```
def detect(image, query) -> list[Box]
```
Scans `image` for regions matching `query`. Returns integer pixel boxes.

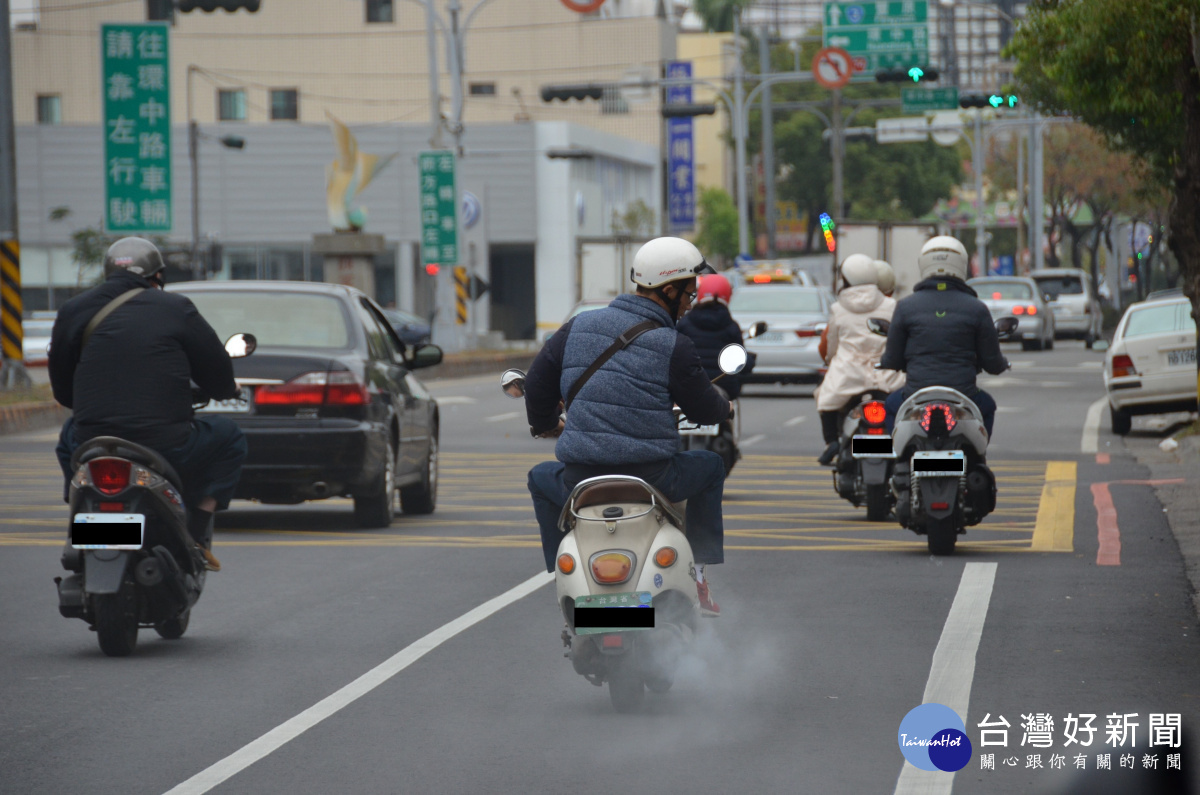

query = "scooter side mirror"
[866,318,890,337]
[994,316,1019,340]
[501,369,527,399]
[745,321,768,339]
[717,344,748,375]
[224,333,257,358]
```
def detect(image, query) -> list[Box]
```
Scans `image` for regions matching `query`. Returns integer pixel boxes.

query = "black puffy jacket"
[49,271,238,451]
[676,302,747,399]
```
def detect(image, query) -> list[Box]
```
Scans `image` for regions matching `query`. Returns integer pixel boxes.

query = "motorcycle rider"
[878,236,1009,438]
[874,260,896,297]
[524,237,730,615]
[816,254,905,465]
[676,272,749,399]
[49,237,246,572]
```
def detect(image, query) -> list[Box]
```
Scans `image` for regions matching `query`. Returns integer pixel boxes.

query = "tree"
[1007,0,1200,324]
[610,200,656,237]
[693,187,739,264]
[693,0,750,33]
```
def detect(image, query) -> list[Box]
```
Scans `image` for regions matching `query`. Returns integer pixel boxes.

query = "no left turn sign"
[813,46,854,90]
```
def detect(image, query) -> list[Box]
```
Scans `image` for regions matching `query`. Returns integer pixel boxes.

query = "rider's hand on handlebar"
[532,418,565,439]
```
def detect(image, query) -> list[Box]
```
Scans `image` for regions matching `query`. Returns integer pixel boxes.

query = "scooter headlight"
[590,551,635,584]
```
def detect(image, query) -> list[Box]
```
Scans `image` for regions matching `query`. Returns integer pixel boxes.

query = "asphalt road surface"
[1,339,1197,795]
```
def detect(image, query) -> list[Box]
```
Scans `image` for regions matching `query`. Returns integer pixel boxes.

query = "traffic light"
[960,93,1019,109]
[540,84,606,103]
[959,94,990,108]
[875,66,939,83]
[178,0,261,11]
[661,103,717,118]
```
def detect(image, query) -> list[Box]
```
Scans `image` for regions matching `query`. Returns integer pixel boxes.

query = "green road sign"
[823,1,929,75]
[418,151,459,266]
[102,24,171,233]
[902,87,959,113]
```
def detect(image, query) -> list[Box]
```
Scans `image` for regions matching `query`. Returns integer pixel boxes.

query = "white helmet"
[630,237,714,289]
[918,236,968,281]
[840,254,878,288]
[874,259,896,294]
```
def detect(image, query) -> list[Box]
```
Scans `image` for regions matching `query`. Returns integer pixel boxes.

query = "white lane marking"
[1081,396,1106,454]
[893,562,998,795]
[485,411,522,422]
[995,406,1020,414]
[163,572,553,795]
[436,396,477,405]
[978,376,1025,387]
[1010,360,1035,369]
[1075,361,1103,369]
[784,416,807,427]
[740,434,767,448]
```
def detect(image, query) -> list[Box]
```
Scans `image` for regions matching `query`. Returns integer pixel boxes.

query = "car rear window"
[730,289,823,313]
[977,282,1032,300]
[1122,302,1190,339]
[185,291,353,349]
[1034,276,1084,297]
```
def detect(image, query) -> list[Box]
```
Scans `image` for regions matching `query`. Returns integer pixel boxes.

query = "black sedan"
[168,281,442,527]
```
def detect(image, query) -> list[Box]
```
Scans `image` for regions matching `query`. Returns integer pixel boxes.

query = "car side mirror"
[745,321,768,339]
[501,369,527,398]
[407,343,443,370]
[866,318,890,337]
[224,333,257,358]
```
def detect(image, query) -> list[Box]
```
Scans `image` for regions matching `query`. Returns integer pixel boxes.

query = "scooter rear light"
[590,551,634,584]
[88,458,131,496]
[867,428,885,435]
[653,547,677,568]
[98,502,125,512]
[557,554,576,575]
[863,401,886,425]
[931,502,950,511]
[919,404,957,433]
[601,635,624,648]
[1111,355,1136,378]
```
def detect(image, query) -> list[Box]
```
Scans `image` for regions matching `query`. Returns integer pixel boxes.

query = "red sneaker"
[696,581,720,617]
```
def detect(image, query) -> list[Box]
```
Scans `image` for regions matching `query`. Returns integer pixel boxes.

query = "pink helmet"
[696,273,733,306]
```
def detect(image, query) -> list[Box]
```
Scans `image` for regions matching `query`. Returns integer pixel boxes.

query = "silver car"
[968,277,1056,351]
[728,285,833,384]
[1029,268,1103,346]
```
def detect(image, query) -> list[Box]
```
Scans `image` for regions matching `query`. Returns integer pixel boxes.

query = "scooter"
[678,330,763,476]
[55,333,256,656]
[500,341,751,712]
[834,390,894,521]
[867,317,1017,555]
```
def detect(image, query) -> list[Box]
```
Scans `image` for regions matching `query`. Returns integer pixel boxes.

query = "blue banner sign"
[666,60,694,232]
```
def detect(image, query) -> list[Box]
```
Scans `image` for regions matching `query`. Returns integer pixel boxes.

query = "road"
[1,340,1196,794]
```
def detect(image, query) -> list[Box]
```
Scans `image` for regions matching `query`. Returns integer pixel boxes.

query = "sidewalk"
[1124,423,1200,618]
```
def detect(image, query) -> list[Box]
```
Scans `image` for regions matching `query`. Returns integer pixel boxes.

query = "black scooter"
[832,390,894,521]
[55,333,256,656]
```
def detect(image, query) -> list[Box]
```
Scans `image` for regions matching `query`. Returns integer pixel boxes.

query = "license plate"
[852,435,894,457]
[197,393,252,413]
[1167,348,1197,367]
[574,591,654,635]
[756,331,785,343]
[71,513,145,550]
[679,423,719,436]
[912,451,966,476]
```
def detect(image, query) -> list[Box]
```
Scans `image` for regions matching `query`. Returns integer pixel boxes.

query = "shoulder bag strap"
[564,319,662,410]
[81,288,146,351]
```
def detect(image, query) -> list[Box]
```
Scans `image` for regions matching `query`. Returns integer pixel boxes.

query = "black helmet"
[104,237,165,279]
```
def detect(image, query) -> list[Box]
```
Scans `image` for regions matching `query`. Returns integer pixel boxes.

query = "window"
[187,291,353,350]
[270,89,298,121]
[218,89,246,121]
[469,82,497,97]
[974,281,1032,300]
[146,0,173,20]
[729,288,824,314]
[1032,275,1084,297]
[1123,302,1189,339]
[36,95,61,125]
[366,0,394,22]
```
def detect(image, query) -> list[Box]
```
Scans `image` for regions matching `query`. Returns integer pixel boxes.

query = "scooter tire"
[926,516,958,556]
[155,608,190,640]
[608,660,645,713]
[94,581,138,657]
[865,484,891,522]
[645,672,674,693]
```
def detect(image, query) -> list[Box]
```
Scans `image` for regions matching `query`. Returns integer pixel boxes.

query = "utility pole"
[1029,115,1045,270]
[0,0,31,389]
[973,109,987,274]
[830,87,843,275]
[733,13,750,258]
[758,27,776,257]
[425,0,442,147]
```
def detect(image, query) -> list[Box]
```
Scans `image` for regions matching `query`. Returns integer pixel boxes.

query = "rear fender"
[919,478,960,520]
[860,458,890,485]
[83,550,131,595]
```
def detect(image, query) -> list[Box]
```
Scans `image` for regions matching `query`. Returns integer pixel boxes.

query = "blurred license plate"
[574,591,654,634]
[1167,348,1196,367]
[71,513,144,550]
[197,394,252,413]
[757,331,785,343]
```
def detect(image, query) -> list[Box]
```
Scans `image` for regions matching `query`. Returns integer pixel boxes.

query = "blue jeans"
[528,450,726,573]
[56,416,247,511]
[884,388,996,438]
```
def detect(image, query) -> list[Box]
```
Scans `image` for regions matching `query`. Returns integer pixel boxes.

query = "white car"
[968,276,1056,351]
[22,312,56,367]
[1030,268,1104,347]
[1103,292,1198,434]
[730,285,833,385]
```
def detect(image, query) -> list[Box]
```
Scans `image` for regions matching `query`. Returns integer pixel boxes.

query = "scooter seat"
[574,481,655,509]
[71,436,186,496]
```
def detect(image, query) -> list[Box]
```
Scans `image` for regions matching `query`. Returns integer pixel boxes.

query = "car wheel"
[400,428,438,515]
[1044,334,1054,351]
[353,438,396,528]
[1110,405,1132,436]
[1084,330,1096,349]
[1022,338,1043,352]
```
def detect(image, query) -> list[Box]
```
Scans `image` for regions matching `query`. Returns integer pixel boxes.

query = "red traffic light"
[425,264,440,276]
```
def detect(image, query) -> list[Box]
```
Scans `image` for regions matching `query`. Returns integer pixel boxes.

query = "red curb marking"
[1096,453,1110,464]
[1092,479,1186,566]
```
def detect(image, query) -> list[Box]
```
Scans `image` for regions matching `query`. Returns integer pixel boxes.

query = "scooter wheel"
[926,516,958,556]
[608,659,645,713]
[865,484,891,522]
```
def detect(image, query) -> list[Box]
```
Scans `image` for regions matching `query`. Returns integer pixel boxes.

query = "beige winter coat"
[815,284,905,412]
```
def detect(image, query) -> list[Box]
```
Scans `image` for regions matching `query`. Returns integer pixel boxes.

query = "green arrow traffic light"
[908,67,924,82]
[989,95,1003,108]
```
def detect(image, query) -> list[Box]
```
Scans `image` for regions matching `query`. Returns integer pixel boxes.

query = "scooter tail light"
[919,403,957,433]
[590,551,634,584]
[557,554,576,575]
[1111,354,1136,378]
[930,502,950,511]
[863,401,887,425]
[654,547,677,568]
[601,635,624,648]
[88,458,131,496]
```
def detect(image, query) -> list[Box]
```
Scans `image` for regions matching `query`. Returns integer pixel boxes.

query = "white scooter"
[500,342,751,712]
[868,316,1017,555]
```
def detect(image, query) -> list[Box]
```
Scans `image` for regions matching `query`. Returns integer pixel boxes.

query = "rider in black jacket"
[49,238,246,571]
[675,273,749,399]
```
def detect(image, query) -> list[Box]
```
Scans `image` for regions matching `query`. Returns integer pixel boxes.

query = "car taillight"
[1026,305,1037,315]
[863,401,886,426]
[1013,305,1025,315]
[1111,355,1136,378]
[919,403,957,433]
[795,327,821,338]
[255,371,368,406]
[753,274,771,283]
[88,458,131,496]
[590,552,634,584]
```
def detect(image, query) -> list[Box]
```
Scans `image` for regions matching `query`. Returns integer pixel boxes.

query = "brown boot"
[196,545,221,572]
